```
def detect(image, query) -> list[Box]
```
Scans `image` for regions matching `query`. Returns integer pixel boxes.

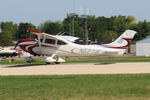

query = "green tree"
[17,23,36,39]
[0,22,18,46]
[133,20,150,40]
[38,21,62,35]
[93,17,109,43]
[63,15,84,39]
[86,16,96,42]
[102,31,117,43]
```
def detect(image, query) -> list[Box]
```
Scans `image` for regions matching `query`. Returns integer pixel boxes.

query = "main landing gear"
[25,56,35,63]
[44,54,65,64]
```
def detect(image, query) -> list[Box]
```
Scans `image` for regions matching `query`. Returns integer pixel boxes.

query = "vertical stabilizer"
[103,30,137,49]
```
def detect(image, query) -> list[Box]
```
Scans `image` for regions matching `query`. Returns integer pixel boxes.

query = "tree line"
[1,15,150,46]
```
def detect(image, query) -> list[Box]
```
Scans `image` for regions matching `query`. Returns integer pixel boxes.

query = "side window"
[40,39,43,43]
[45,39,55,44]
[57,40,67,45]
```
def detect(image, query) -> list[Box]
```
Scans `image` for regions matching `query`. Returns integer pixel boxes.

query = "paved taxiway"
[0,62,150,75]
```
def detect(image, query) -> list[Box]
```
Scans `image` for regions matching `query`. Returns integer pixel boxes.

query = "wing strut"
[27,30,43,54]
[38,35,42,54]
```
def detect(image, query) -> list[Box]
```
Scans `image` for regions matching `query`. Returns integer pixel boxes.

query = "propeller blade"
[14,41,19,49]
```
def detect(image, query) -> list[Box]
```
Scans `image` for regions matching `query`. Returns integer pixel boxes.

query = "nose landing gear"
[44,54,65,64]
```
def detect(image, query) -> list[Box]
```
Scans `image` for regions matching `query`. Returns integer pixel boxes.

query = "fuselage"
[18,39,125,56]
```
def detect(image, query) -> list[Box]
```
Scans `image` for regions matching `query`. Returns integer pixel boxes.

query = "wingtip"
[27,30,43,33]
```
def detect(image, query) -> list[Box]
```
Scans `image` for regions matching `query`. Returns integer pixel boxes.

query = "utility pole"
[81,15,89,45]
[67,13,76,36]
[72,16,75,36]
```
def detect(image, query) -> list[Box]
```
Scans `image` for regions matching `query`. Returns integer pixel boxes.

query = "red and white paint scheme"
[17,30,137,63]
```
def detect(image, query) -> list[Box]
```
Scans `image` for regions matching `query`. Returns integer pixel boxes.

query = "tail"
[102,30,137,49]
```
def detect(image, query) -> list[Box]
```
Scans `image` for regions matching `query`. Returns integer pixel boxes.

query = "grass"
[1,56,150,65]
[1,74,150,100]
[65,56,150,63]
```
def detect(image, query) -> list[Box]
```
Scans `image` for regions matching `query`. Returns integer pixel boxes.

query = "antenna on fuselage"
[37,34,42,55]
[59,32,65,36]
[56,32,62,36]
[56,32,65,36]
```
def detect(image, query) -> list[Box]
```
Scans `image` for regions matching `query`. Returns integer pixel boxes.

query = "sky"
[0,0,150,26]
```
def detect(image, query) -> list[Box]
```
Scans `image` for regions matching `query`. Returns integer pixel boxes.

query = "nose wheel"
[55,62,60,64]
[44,54,65,64]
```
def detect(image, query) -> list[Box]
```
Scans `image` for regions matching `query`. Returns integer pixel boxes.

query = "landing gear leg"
[54,56,60,64]
[25,56,35,63]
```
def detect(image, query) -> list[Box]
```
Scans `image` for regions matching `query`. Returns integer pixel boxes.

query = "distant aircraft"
[0,47,18,58]
[15,30,137,64]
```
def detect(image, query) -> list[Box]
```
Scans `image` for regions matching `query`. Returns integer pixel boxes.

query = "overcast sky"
[0,0,150,26]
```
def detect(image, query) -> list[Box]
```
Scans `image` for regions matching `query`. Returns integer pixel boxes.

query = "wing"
[27,30,64,41]
[56,36,79,42]
[27,30,79,42]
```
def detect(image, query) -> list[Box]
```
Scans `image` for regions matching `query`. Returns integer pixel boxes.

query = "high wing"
[56,36,79,42]
[27,30,63,41]
[27,30,79,42]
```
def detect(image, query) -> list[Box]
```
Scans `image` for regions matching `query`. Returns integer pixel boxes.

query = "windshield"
[57,40,67,45]
[45,39,56,44]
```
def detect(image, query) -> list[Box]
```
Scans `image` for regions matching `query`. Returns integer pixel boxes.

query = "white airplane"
[16,29,137,64]
[0,47,18,57]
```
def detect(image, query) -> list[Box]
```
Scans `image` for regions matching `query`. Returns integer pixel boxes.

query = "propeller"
[14,40,19,50]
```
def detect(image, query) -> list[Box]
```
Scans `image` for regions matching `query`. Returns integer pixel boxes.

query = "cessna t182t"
[16,30,137,64]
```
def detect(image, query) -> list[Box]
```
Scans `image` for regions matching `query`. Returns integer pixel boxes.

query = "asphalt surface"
[0,62,150,75]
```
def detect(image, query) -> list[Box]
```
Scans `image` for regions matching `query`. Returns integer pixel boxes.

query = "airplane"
[0,46,18,58]
[15,29,137,64]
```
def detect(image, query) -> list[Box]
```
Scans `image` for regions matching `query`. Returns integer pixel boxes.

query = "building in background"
[136,36,150,56]
[125,43,136,55]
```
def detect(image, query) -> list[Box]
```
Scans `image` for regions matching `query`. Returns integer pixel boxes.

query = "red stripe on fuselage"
[18,39,56,55]
[19,44,33,53]
[17,39,37,54]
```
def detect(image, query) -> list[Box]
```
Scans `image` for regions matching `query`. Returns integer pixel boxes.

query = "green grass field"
[1,74,150,100]
[1,56,150,64]
[65,56,150,63]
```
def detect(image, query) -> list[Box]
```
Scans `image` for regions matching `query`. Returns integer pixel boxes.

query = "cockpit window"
[57,40,67,45]
[40,39,43,43]
[45,39,55,44]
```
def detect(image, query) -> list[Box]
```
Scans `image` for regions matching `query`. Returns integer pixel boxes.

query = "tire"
[27,61,31,63]
[55,62,60,64]
[46,62,51,64]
